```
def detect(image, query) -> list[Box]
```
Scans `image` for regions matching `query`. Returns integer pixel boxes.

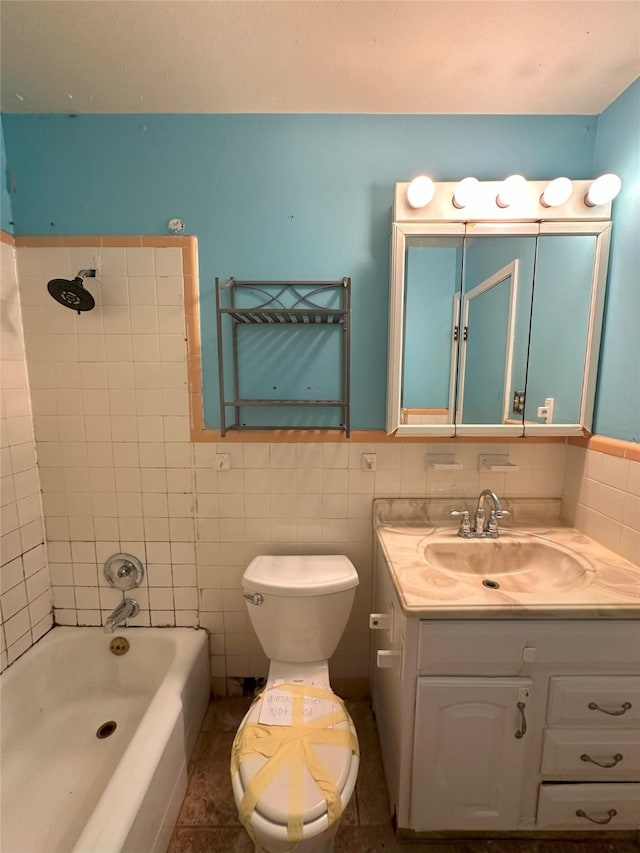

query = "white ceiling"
[1,0,639,115]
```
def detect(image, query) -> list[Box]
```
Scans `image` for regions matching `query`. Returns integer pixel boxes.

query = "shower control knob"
[104,553,145,590]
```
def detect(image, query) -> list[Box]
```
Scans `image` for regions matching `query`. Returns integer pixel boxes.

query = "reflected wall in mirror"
[386,180,613,437]
[402,236,462,425]
[525,233,598,426]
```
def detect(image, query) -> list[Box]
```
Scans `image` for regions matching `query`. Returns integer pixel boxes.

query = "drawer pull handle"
[514,701,527,739]
[575,808,617,825]
[588,701,632,716]
[580,752,623,768]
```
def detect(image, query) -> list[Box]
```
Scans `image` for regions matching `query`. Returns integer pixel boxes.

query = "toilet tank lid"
[243,555,359,597]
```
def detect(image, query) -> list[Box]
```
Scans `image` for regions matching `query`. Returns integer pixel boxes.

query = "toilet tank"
[242,555,359,663]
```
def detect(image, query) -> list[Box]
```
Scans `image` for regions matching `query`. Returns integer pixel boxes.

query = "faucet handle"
[495,509,511,519]
[450,509,471,536]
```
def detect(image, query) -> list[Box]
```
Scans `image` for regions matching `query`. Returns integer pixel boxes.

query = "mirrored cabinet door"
[523,223,611,435]
[387,223,464,436]
[402,235,463,427]
[387,217,611,438]
[456,232,536,429]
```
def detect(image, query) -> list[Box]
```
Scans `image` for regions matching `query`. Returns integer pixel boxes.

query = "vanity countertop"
[376,522,640,619]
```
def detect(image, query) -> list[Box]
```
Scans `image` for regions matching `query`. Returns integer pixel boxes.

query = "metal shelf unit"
[215,277,351,436]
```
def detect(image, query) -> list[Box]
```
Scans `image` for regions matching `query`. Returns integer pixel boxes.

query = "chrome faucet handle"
[488,508,511,537]
[450,509,471,536]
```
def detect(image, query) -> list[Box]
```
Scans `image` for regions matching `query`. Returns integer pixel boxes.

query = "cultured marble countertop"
[376,522,640,619]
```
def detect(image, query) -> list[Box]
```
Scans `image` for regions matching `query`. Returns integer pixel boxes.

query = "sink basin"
[422,535,593,591]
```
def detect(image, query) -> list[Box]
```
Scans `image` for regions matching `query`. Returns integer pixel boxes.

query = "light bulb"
[496,174,527,208]
[407,175,435,210]
[540,177,573,208]
[585,174,622,207]
[453,177,480,209]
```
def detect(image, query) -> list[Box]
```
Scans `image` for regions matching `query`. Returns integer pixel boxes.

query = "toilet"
[230,555,360,853]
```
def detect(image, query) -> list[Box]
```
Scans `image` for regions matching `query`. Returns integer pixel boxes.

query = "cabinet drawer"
[541,729,640,780]
[537,783,640,829]
[547,676,640,726]
[417,621,640,676]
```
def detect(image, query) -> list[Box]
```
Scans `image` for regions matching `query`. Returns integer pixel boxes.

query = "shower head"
[47,269,96,313]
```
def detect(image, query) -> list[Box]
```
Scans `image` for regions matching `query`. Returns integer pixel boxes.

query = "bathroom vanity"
[370,499,640,839]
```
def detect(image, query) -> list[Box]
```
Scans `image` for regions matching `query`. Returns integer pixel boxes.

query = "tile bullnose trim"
[568,435,640,462]
[13,234,193,248]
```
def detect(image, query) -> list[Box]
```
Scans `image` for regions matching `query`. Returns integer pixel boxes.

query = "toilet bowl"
[230,555,360,853]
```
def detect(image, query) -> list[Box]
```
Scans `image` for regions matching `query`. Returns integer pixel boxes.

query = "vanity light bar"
[399,177,621,222]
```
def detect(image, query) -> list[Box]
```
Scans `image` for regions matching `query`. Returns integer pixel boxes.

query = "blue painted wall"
[0,118,14,233]
[592,79,640,442]
[0,113,598,430]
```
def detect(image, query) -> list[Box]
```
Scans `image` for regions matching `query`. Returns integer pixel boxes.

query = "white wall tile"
[126,248,155,277]
[156,276,184,306]
[154,249,183,278]
[1,243,51,670]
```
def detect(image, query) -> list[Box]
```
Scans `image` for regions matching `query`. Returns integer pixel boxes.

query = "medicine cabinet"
[386,180,613,437]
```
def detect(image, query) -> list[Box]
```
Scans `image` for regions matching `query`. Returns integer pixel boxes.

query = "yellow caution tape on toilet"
[230,683,359,848]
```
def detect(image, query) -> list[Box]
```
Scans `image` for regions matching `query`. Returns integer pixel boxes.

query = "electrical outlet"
[215,453,231,471]
[537,397,555,424]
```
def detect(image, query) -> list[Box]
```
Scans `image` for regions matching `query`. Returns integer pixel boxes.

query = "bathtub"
[0,626,210,853]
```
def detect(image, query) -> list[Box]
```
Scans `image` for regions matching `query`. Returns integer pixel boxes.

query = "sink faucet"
[474,489,503,535]
[473,489,502,533]
[451,490,510,538]
[104,598,139,633]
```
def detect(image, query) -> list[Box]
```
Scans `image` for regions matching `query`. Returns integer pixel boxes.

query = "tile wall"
[9,242,640,689]
[563,444,639,564]
[0,240,51,671]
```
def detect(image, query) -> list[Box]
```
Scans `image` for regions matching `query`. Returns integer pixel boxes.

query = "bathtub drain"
[96,720,117,739]
[110,636,129,656]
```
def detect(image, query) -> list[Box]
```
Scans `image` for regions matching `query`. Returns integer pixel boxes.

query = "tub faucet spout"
[104,598,139,633]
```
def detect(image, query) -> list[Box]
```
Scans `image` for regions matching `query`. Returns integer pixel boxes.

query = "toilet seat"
[231,683,359,844]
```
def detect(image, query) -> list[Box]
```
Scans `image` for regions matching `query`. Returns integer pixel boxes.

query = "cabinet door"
[411,677,531,830]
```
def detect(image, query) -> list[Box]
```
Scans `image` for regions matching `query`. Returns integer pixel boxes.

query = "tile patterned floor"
[168,697,639,853]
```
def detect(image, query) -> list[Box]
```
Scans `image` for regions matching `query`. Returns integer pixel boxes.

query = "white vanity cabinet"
[370,545,640,837]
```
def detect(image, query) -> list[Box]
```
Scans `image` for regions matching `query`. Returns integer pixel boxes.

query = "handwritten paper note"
[258,685,335,727]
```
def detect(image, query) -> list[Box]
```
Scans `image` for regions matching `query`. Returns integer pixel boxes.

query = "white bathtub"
[0,626,210,853]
